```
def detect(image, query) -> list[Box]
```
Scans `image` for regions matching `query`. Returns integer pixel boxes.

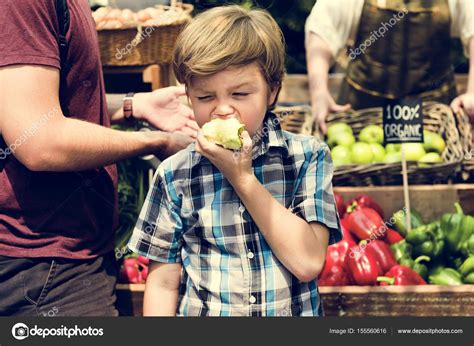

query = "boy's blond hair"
[173,5,286,92]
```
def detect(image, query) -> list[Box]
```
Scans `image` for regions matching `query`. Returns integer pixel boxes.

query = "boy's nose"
[213,103,235,118]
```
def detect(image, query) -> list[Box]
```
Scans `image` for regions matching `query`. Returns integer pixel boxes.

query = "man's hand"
[312,88,351,134]
[154,131,194,161]
[134,86,200,138]
[195,130,253,188]
[451,92,474,121]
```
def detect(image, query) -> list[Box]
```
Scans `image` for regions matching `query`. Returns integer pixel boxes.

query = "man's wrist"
[130,92,149,121]
[139,129,168,153]
[123,92,135,123]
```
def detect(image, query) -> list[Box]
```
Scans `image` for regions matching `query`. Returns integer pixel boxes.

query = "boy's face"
[187,63,279,136]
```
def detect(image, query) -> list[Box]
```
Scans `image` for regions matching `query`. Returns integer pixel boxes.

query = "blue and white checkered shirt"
[128,113,342,316]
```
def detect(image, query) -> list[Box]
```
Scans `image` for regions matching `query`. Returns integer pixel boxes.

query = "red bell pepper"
[137,255,150,266]
[334,192,346,218]
[346,245,379,285]
[346,206,387,241]
[319,239,353,279]
[361,240,398,275]
[346,195,384,219]
[318,265,351,286]
[384,228,404,245]
[340,218,357,245]
[119,263,142,284]
[377,265,427,286]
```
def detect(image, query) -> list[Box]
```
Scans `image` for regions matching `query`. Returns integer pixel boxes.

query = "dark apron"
[338,0,457,109]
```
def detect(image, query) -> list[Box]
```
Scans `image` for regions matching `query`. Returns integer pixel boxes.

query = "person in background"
[305,0,474,133]
[0,0,198,316]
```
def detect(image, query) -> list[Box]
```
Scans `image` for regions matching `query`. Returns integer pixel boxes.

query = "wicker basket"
[324,102,464,186]
[454,108,474,180]
[97,4,193,66]
[273,105,314,136]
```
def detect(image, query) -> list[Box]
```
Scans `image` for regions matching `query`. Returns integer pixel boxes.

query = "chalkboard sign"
[383,98,424,144]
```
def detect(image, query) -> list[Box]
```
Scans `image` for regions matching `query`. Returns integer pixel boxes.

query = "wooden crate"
[320,285,474,317]
[334,184,474,222]
[116,284,474,316]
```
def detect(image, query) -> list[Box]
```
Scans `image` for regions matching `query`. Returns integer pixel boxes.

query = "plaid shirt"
[128,113,341,316]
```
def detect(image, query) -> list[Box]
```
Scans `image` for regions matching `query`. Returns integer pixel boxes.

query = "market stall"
[94,2,474,317]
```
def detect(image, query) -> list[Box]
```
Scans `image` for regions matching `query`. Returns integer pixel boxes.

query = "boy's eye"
[197,96,213,101]
[233,92,249,97]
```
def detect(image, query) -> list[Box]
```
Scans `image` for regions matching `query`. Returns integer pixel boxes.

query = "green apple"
[370,143,386,163]
[384,152,402,163]
[327,132,356,148]
[423,130,446,154]
[359,125,384,144]
[401,143,426,161]
[385,144,401,153]
[327,123,353,139]
[351,142,374,164]
[331,145,352,166]
[419,152,442,167]
[202,118,245,150]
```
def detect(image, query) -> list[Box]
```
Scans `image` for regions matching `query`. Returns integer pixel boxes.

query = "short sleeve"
[305,0,363,58]
[452,0,474,56]
[0,0,60,69]
[291,141,342,245]
[128,166,184,263]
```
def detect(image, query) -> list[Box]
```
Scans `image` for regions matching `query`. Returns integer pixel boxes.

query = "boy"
[128,5,342,316]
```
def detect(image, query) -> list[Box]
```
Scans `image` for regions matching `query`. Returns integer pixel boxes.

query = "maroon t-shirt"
[0,0,118,259]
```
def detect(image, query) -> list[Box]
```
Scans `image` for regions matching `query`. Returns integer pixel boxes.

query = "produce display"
[92,6,191,29]
[327,123,446,167]
[202,118,246,150]
[119,256,149,284]
[319,193,474,286]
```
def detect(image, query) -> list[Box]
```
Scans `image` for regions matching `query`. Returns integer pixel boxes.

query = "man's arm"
[306,32,351,134]
[143,262,181,316]
[106,93,127,124]
[0,65,191,171]
[451,36,474,118]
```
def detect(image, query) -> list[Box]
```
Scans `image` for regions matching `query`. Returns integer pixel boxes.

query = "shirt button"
[249,295,256,304]
[239,205,245,213]
[247,252,254,259]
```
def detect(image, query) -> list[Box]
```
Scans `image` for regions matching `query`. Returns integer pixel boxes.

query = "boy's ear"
[268,84,282,109]
[185,85,192,106]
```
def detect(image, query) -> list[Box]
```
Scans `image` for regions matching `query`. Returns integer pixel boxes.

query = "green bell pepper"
[461,234,474,257]
[399,255,430,279]
[405,221,445,259]
[392,209,424,237]
[428,268,463,285]
[459,255,474,284]
[390,239,412,262]
[441,203,474,255]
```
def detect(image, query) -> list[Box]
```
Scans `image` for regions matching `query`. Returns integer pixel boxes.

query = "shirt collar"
[251,112,289,160]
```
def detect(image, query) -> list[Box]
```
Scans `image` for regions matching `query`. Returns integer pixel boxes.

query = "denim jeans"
[0,252,118,316]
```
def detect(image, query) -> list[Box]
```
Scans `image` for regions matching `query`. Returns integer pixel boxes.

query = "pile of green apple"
[327,123,446,167]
